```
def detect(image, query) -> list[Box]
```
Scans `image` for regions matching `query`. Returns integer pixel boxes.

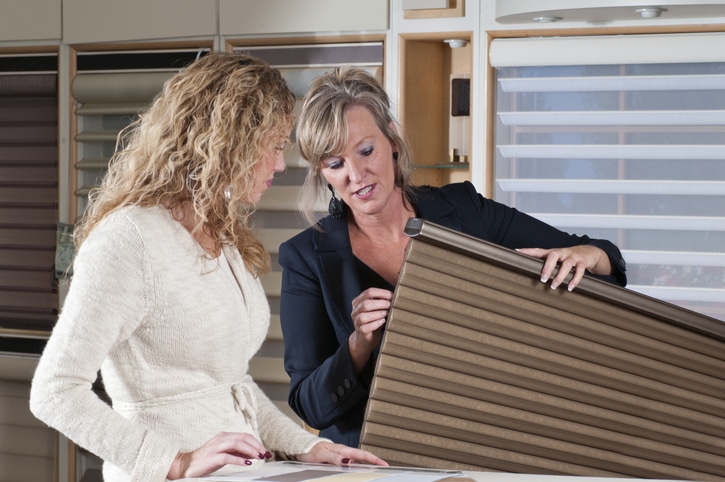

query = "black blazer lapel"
[317,217,363,337]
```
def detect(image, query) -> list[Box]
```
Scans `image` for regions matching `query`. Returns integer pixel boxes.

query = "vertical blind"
[0,54,59,337]
[491,33,725,323]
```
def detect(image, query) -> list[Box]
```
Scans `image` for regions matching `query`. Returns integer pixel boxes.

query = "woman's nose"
[346,161,365,183]
[274,151,286,172]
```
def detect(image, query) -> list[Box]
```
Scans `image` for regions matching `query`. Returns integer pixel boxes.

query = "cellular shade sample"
[361,218,725,481]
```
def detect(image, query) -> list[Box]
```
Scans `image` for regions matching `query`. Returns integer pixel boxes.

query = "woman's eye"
[361,147,373,157]
[327,160,343,170]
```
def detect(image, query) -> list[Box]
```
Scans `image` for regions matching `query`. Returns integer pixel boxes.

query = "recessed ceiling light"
[533,16,563,23]
[636,7,666,18]
[444,39,468,48]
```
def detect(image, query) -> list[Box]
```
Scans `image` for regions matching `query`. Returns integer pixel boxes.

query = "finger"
[550,258,575,290]
[217,432,268,460]
[567,265,587,291]
[540,255,561,284]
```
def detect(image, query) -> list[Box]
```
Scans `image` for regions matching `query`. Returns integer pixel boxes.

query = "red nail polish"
[244,460,252,466]
[264,451,272,459]
[341,458,350,464]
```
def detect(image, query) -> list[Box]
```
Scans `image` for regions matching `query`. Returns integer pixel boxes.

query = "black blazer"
[279,181,627,447]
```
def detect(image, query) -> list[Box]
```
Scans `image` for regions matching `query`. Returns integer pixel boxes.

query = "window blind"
[491,34,725,322]
[361,218,725,480]
[72,49,204,215]
[0,54,58,337]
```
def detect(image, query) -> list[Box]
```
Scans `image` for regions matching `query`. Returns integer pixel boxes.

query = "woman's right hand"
[347,287,393,373]
[167,431,271,480]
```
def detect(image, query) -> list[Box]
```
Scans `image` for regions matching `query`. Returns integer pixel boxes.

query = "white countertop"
[179,461,692,482]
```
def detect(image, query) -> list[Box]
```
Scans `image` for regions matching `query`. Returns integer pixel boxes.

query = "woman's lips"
[354,184,374,199]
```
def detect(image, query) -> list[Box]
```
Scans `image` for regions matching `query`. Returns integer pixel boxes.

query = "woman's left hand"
[295,441,388,467]
[517,245,611,292]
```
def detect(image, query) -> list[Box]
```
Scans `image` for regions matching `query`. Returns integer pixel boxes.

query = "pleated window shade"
[361,218,725,480]
[0,54,59,336]
[491,33,725,323]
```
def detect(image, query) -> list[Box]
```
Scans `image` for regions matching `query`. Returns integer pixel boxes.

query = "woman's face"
[247,132,289,205]
[321,105,398,218]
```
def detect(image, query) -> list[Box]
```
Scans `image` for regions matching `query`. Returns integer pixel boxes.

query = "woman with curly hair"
[30,53,386,482]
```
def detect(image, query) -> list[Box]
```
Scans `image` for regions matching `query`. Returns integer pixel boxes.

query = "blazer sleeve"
[278,236,371,430]
[445,182,627,286]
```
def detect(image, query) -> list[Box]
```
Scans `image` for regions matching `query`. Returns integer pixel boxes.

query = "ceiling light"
[533,16,562,23]
[636,7,666,18]
[444,39,468,49]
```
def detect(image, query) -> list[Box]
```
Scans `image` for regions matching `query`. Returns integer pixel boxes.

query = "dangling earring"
[327,184,343,219]
[223,185,233,200]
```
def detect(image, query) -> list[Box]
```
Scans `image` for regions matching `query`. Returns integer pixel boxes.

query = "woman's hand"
[295,441,388,466]
[517,245,612,292]
[167,431,272,480]
[347,287,393,373]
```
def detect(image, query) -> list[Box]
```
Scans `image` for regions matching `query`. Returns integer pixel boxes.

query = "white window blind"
[72,49,205,216]
[491,34,725,322]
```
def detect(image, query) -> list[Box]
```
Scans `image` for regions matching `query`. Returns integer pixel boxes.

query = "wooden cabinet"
[400,34,472,187]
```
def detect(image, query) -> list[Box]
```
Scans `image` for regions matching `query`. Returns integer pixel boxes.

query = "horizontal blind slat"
[497,145,725,159]
[498,110,725,126]
[497,179,725,195]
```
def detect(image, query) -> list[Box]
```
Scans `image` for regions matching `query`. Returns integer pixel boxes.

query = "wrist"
[347,333,372,374]
[167,452,187,480]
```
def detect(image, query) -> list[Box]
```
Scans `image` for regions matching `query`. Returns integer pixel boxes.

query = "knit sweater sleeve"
[29,212,180,482]
[251,382,329,457]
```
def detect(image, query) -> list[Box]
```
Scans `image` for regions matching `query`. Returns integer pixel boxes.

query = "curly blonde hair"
[74,52,295,276]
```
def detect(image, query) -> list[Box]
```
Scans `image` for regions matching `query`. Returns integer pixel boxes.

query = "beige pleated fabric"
[361,219,725,481]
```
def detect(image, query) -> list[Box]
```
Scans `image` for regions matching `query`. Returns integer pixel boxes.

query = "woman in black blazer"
[279,68,627,448]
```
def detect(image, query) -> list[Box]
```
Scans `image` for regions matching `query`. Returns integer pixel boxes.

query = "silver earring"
[223,185,232,200]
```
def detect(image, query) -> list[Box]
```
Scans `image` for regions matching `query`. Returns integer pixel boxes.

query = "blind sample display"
[492,50,725,322]
[0,63,58,335]
[360,219,725,480]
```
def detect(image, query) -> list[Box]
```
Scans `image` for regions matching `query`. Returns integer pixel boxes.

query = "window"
[491,33,725,322]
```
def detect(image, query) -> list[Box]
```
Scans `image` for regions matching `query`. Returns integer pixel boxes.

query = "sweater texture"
[30,206,323,482]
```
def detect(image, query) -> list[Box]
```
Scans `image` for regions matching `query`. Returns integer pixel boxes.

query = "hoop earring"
[327,184,343,219]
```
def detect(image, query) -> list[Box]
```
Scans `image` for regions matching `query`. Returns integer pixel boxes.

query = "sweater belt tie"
[231,375,259,436]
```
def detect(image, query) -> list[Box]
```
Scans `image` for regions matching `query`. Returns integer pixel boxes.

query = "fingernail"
[550,282,558,289]
[541,275,548,283]
[342,458,351,464]
[258,452,265,459]
[264,451,272,459]
[245,460,252,466]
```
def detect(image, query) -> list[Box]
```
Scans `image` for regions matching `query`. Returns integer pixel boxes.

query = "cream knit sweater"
[30,206,323,482]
